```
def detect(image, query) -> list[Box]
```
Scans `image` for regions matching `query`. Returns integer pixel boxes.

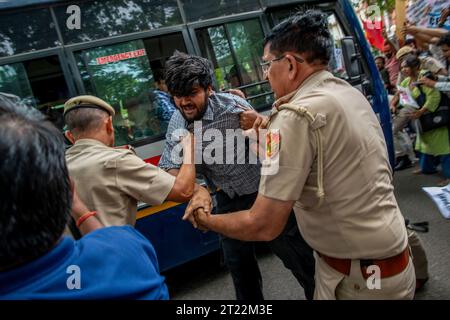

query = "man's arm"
[404,26,449,40]
[115,138,195,206]
[187,194,294,241]
[167,167,212,227]
[419,76,450,93]
[71,183,103,235]
[165,133,196,202]
[401,25,448,48]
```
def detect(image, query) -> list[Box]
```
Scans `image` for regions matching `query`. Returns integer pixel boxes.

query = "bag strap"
[414,84,427,108]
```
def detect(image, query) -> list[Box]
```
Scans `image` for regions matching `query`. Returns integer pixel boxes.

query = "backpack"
[414,85,450,133]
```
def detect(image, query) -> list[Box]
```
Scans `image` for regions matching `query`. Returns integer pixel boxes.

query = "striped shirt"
[159,92,260,198]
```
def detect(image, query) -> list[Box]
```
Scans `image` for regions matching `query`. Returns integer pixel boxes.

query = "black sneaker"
[394,156,412,171]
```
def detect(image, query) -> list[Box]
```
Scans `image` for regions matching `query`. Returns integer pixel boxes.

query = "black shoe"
[394,156,412,171]
[415,277,429,292]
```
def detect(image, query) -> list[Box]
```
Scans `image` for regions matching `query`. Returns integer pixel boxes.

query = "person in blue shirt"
[0,94,169,300]
[152,69,177,124]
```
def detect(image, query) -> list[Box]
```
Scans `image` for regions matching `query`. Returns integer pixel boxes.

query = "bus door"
[0,54,72,130]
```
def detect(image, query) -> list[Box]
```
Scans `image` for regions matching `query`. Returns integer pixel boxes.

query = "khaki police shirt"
[259,70,408,260]
[66,139,175,226]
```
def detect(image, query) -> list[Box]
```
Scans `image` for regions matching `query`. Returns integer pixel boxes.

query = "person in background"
[404,37,417,50]
[401,25,449,66]
[419,32,450,98]
[152,69,177,124]
[383,41,400,87]
[390,45,446,122]
[399,55,449,186]
[375,55,394,94]
[0,95,169,299]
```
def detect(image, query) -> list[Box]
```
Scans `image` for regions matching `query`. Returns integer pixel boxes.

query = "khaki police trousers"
[313,251,416,300]
[408,229,429,280]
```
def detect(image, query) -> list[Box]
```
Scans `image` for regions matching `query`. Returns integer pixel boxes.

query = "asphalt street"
[163,167,450,300]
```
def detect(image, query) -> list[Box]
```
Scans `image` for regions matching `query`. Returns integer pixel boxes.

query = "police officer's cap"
[64,95,115,116]
[396,46,414,60]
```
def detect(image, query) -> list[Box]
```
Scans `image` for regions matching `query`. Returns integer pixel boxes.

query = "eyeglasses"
[260,54,304,74]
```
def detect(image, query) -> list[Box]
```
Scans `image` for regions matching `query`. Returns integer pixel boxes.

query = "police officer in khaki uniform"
[64,95,210,227]
[185,10,416,299]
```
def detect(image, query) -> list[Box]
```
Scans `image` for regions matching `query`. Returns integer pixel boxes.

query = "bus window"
[0,56,69,130]
[74,33,186,146]
[180,0,260,22]
[0,63,34,105]
[0,8,59,57]
[53,0,183,44]
[196,19,272,110]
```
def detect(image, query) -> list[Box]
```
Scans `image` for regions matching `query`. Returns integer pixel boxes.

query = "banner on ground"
[422,184,450,219]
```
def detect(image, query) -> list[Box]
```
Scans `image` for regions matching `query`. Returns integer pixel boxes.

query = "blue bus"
[0,0,393,271]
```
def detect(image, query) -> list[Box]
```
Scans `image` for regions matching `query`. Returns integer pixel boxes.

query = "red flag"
[363,19,384,51]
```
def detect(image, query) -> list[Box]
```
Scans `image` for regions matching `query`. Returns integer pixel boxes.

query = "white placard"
[422,184,450,219]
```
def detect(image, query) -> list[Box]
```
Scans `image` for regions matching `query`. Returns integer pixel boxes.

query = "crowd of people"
[374,24,449,186]
[1,9,448,300]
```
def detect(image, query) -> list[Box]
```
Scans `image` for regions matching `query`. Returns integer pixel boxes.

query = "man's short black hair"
[65,108,109,133]
[165,51,213,97]
[437,32,450,47]
[264,10,332,65]
[0,95,71,269]
[404,38,416,47]
[402,54,421,69]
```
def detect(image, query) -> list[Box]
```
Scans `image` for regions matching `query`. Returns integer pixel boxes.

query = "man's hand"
[252,113,270,131]
[390,102,397,114]
[418,77,437,88]
[226,88,246,99]
[240,111,270,159]
[408,107,426,120]
[239,110,259,130]
[239,110,269,131]
[183,186,212,228]
[193,207,211,232]
[390,92,400,114]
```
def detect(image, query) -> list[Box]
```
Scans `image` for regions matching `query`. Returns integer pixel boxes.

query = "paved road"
[163,167,450,300]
